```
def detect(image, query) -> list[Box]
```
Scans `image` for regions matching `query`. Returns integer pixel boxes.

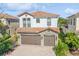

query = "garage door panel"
[21,35,42,45]
[44,35,55,46]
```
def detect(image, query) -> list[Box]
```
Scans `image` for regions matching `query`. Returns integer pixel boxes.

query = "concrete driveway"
[8,45,55,56]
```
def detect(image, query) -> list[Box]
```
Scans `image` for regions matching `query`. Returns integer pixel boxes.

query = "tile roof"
[67,12,79,18]
[18,12,33,17]
[16,27,60,33]
[32,11,59,18]
[18,11,59,18]
[0,13,17,19]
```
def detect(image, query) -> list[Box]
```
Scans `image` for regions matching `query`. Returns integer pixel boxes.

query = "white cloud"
[6,3,33,11]
[5,3,47,12]
[0,3,53,13]
[64,8,79,14]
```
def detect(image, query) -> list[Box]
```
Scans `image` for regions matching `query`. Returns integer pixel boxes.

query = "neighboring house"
[64,12,79,34]
[16,11,60,46]
[0,13,19,35]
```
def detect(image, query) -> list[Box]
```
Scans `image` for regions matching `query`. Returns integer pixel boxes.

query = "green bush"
[55,27,79,55]
[0,21,13,55]
[0,39,13,55]
[55,39,69,56]
[65,32,79,50]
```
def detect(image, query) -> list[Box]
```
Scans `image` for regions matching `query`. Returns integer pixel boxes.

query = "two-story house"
[64,12,79,34]
[0,13,18,35]
[16,11,60,46]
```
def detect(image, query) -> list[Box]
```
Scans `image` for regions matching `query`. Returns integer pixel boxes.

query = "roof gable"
[18,12,33,17]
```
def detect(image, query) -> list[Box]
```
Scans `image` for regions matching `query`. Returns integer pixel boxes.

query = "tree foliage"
[58,17,68,28]
[65,32,79,50]
[58,28,66,42]
[55,39,69,56]
[55,27,79,56]
[0,21,13,55]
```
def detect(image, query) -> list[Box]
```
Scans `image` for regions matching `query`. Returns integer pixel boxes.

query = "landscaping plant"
[65,32,79,51]
[55,39,69,56]
[0,21,13,55]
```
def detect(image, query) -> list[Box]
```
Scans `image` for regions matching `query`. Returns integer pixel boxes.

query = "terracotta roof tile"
[18,11,59,18]
[0,13,17,19]
[16,27,59,33]
[31,11,59,18]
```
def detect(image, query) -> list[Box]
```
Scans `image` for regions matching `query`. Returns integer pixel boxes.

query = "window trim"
[36,18,40,23]
[47,18,51,26]
[27,18,31,27]
[23,18,26,27]
[73,18,75,25]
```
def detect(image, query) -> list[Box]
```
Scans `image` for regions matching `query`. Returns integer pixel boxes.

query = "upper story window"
[73,18,76,25]
[70,19,72,25]
[27,18,30,21]
[27,18,31,27]
[47,18,51,26]
[36,18,40,23]
[23,18,26,27]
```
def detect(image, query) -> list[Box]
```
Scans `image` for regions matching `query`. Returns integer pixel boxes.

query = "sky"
[0,3,79,18]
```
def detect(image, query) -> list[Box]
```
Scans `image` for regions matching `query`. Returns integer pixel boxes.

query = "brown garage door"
[44,35,55,46]
[21,34,42,45]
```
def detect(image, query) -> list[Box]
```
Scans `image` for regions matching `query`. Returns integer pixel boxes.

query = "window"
[73,18,75,25]
[27,18,31,27]
[27,18,30,21]
[23,18,26,27]
[36,18,40,23]
[47,18,51,26]
[70,19,72,25]
[8,21,10,25]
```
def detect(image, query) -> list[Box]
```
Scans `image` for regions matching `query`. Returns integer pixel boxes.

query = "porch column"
[18,34,21,45]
